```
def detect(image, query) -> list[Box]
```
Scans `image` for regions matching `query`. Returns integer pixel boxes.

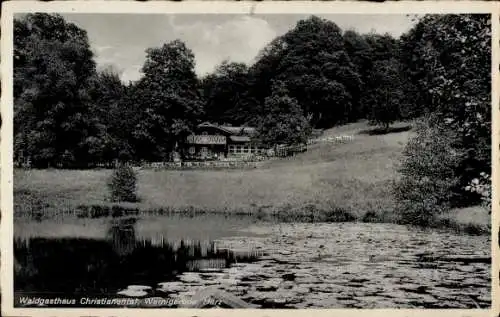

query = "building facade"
[183,122,268,161]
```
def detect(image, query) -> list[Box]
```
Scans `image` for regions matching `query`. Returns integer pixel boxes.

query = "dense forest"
[13,14,491,223]
[13,14,427,165]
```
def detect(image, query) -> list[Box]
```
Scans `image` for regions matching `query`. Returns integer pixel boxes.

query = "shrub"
[108,164,138,202]
[394,116,464,226]
[322,207,356,222]
[361,210,379,223]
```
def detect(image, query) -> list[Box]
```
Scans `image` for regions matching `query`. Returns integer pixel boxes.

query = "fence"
[307,135,354,145]
[140,160,264,170]
[275,143,307,157]
[15,144,308,170]
[15,159,273,170]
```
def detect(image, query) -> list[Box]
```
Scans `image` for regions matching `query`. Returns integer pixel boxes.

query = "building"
[183,122,268,160]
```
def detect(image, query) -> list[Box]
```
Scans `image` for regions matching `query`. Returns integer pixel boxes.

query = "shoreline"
[14,202,490,236]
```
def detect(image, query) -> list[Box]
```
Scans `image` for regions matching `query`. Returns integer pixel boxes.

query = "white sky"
[60,14,417,83]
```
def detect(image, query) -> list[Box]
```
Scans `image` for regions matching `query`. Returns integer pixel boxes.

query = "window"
[188,147,195,154]
[201,147,208,156]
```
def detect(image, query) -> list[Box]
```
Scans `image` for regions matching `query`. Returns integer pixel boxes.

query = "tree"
[251,16,362,129]
[344,32,403,122]
[257,81,311,146]
[133,40,204,161]
[88,68,130,162]
[365,58,406,130]
[14,13,99,167]
[201,61,257,125]
[249,37,289,117]
[342,30,372,119]
[343,29,372,72]
[363,33,399,62]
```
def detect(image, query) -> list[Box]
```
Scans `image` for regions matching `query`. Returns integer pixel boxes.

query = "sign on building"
[186,135,226,145]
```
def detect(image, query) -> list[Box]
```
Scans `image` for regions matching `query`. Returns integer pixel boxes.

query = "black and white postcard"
[1,1,498,316]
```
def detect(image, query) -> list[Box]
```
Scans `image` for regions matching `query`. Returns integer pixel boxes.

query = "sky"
[60,14,417,83]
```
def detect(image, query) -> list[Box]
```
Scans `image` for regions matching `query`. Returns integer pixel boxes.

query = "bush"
[108,164,138,202]
[361,210,380,223]
[322,207,356,222]
[394,117,464,226]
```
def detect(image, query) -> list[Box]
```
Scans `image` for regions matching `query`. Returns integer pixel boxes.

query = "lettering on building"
[186,135,226,145]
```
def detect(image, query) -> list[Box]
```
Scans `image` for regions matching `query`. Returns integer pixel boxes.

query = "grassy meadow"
[14,121,490,233]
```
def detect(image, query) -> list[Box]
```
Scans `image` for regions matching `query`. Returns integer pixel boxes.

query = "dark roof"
[221,126,256,136]
[197,122,256,136]
[229,135,251,142]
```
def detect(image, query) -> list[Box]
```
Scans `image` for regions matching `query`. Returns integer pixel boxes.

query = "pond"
[14,214,491,308]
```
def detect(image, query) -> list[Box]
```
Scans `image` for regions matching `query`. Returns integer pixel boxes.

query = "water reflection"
[14,217,490,308]
[107,218,137,256]
[14,216,261,297]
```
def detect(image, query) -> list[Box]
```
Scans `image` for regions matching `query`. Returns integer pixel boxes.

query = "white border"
[491,7,499,316]
[1,1,499,317]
